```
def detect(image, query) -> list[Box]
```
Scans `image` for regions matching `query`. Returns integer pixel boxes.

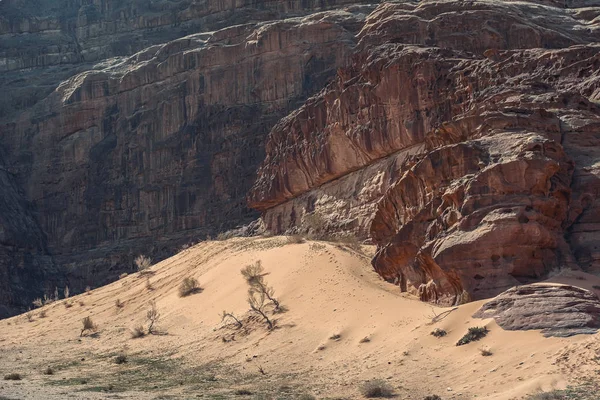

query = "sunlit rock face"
[249,0,600,305]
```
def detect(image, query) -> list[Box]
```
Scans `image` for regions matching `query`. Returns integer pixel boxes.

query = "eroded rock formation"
[474,284,600,337]
[249,0,600,305]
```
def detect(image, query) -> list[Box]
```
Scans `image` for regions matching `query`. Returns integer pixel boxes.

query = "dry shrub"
[146,301,160,334]
[38,309,47,318]
[63,286,70,299]
[80,316,97,337]
[119,272,128,279]
[361,379,394,398]
[431,328,447,338]
[43,367,54,375]
[178,277,201,297]
[115,299,124,309]
[221,310,243,329]
[135,255,152,273]
[4,373,21,381]
[32,298,43,308]
[114,353,127,364]
[480,348,493,356]
[131,326,146,339]
[25,312,33,322]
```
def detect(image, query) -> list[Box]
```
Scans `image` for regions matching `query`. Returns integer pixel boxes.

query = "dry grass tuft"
[131,326,146,339]
[178,277,201,297]
[4,373,22,381]
[361,379,394,398]
[80,316,97,337]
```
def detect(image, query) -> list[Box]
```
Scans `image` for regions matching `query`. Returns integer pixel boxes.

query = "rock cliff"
[0,0,376,316]
[249,0,600,305]
[2,0,600,315]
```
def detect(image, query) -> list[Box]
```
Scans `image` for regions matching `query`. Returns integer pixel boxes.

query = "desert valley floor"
[1,237,599,400]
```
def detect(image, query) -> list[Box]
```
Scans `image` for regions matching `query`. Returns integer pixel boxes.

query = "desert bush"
[241,260,266,286]
[25,312,33,322]
[4,373,22,381]
[359,336,371,343]
[329,333,341,341]
[114,353,127,364]
[235,389,253,395]
[80,316,97,337]
[38,309,47,318]
[248,290,273,330]
[303,212,327,238]
[221,310,243,329]
[146,301,160,334]
[480,348,493,356]
[135,255,152,272]
[131,325,146,339]
[334,234,362,251]
[145,277,153,290]
[64,301,73,308]
[361,379,394,398]
[115,299,124,309]
[286,235,304,244]
[431,328,447,338]
[424,396,442,400]
[53,287,59,301]
[32,298,43,308]
[119,272,128,279]
[43,293,55,305]
[43,367,54,375]
[85,286,91,294]
[178,277,201,297]
[63,286,70,299]
[456,326,488,346]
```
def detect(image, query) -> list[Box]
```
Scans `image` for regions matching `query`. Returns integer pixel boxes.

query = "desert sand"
[1,236,599,399]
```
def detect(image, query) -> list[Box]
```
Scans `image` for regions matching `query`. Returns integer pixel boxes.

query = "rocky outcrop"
[249,0,600,305]
[474,284,600,337]
[0,1,377,316]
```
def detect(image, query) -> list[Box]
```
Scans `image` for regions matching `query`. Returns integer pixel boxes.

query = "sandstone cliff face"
[249,0,600,305]
[0,1,376,316]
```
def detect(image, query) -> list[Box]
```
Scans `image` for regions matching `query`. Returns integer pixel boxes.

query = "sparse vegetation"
[119,272,128,279]
[178,276,201,297]
[63,286,70,299]
[85,286,91,295]
[145,277,153,290]
[221,310,243,329]
[456,326,489,346]
[424,396,442,400]
[248,289,274,330]
[115,353,128,364]
[32,298,43,308]
[131,325,146,339]
[241,260,282,312]
[135,255,152,272]
[38,309,47,318]
[359,336,371,343]
[25,312,33,322]
[115,299,124,309]
[43,367,54,375]
[431,328,447,338]
[480,348,493,356]
[80,316,97,337]
[329,333,341,341]
[64,301,73,308]
[146,301,160,334]
[361,379,394,398]
[235,388,253,395]
[4,373,22,381]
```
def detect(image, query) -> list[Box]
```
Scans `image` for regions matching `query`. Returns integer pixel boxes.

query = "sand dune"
[1,237,599,399]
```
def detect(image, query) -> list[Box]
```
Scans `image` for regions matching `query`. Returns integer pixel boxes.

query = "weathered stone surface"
[473,284,600,337]
[0,1,376,316]
[249,0,600,305]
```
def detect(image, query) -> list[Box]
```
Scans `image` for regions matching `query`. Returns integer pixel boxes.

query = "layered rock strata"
[249,0,600,305]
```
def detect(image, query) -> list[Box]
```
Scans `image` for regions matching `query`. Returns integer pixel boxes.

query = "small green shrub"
[361,379,394,398]
[456,327,488,346]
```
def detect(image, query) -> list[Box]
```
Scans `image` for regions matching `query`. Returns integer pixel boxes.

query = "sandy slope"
[1,237,599,399]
